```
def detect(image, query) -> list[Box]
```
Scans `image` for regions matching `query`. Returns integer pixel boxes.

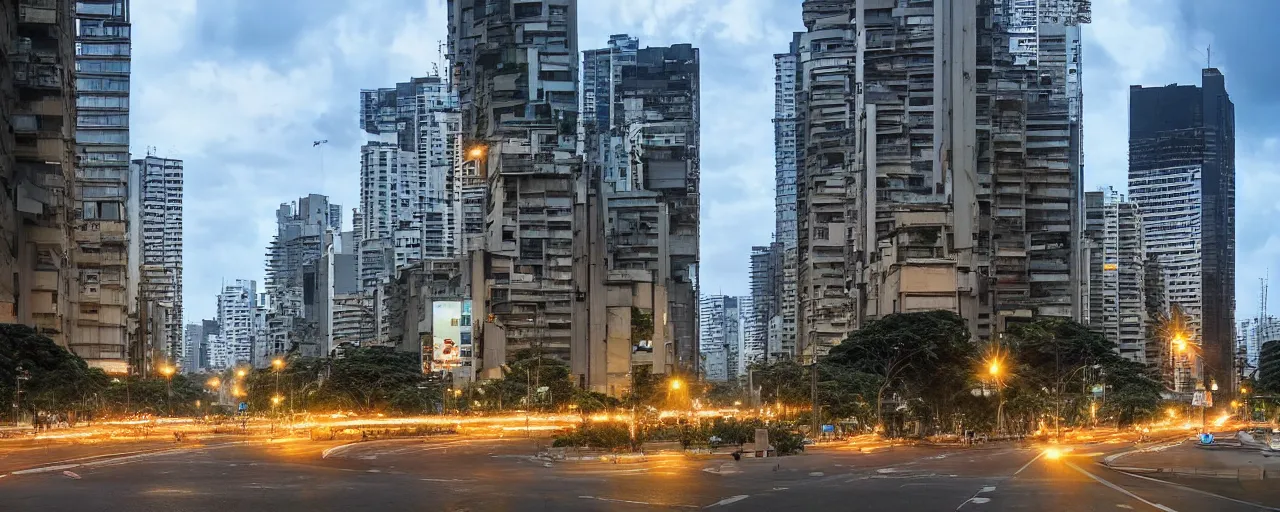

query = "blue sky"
[128,0,1280,324]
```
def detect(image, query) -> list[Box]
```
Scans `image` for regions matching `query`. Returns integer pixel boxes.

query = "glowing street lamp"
[669,379,682,391]
[466,146,486,161]
[236,368,247,379]
[160,365,175,416]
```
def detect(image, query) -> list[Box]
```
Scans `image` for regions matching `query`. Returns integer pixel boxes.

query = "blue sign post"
[238,402,248,413]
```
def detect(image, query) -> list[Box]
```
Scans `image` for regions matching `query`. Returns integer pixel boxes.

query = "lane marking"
[1014,451,1044,476]
[12,464,80,475]
[969,498,990,504]
[706,495,749,508]
[956,484,998,510]
[1065,461,1176,512]
[1106,466,1280,511]
[578,495,697,508]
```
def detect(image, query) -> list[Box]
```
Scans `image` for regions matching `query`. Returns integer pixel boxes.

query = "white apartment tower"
[214,280,255,369]
[1082,188,1147,363]
[130,156,183,364]
[357,77,461,291]
[699,295,741,383]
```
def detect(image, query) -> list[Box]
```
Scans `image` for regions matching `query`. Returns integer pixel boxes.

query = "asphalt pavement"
[1,436,1277,511]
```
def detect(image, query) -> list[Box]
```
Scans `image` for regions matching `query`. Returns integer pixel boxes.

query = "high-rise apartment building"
[699,295,741,383]
[765,32,802,362]
[70,0,131,373]
[1,0,79,351]
[129,156,183,364]
[448,0,582,370]
[788,0,1089,358]
[581,33,700,390]
[265,195,340,360]
[1082,188,1147,363]
[214,280,255,369]
[1238,317,1276,380]
[357,76,461,289]
[1129,68,1236,393]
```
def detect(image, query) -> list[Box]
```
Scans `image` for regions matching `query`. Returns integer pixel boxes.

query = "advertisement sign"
[432,301,463,370]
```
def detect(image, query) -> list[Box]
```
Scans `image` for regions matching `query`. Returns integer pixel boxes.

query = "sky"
[127,0,1280,325]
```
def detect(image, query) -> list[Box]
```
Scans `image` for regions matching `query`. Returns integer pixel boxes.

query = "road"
[0,436,1276,511]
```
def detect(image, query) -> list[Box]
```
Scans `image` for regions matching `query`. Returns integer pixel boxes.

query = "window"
[78,114,128,127]
[81,152,128,164]
[77,43,130,56]
[76,60,130,74]
[76,1,124,16]
[76,22,130,38]
[76,130,128,144]
[77,95,128,108]
[77,77,129,92]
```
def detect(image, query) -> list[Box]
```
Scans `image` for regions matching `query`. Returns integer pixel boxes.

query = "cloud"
[139,0,1272,326]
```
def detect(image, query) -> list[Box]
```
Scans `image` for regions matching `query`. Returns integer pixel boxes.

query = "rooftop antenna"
[1206,45,1211,68]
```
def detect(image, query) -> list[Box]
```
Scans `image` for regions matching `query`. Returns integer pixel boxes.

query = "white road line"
[957,483,993,506]
[578,495,698,508]
[706,495,750,508]
[1064,461,1177,512]
[1107,466,1280,511]
[1014,451,1044,476]
[11,464,81,475]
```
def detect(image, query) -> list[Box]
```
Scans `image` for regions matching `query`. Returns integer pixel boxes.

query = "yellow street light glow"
[1044,447,1062,460]
[1166,408,1177,418]
[669,379,683,391]
[454,389,463,397]
[1230,400,1240,408]
[988,359,1001,377]
[272,395,283,406]
[272,358,284,370]
[467,146,486,160]
[160,366,175,377]
[236,369,247,378]
[1241,387,1249,395]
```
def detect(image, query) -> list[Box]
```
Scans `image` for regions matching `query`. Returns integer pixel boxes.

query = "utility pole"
[13,366,28,426]
[810,355,819,439]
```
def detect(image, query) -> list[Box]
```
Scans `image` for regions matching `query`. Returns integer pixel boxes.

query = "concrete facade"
[264,195,340,360]
[1,0,79,354]
[448,0,582,371]
[787,0,1090,359]
[580,34,700,393]
[71,0,131,373]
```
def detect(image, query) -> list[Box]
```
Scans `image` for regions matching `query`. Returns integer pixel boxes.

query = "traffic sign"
[238,402,248,412]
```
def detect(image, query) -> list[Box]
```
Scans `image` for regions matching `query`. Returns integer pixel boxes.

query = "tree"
[826,310,974,433]
[0,324,108,419]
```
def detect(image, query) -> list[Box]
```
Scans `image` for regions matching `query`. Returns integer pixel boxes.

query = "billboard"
[433,301,462,370]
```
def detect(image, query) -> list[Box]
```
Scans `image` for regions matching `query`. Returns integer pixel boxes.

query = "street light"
[985,356,1006,435]
[669,378,683,391]
[160,365,175,417]
[467,146,486,161]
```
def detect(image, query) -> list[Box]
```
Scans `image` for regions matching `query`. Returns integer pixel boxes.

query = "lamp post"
[160,365,175,417]
[987,357,1005,435]
[206,377,221,416]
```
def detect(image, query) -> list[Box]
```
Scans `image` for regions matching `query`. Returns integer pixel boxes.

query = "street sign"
[1192,391,1214,407]
[821,424,834,433]
[238,402,248,412]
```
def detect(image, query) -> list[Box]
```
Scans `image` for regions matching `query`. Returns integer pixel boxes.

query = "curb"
[1102,437,1186,466]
